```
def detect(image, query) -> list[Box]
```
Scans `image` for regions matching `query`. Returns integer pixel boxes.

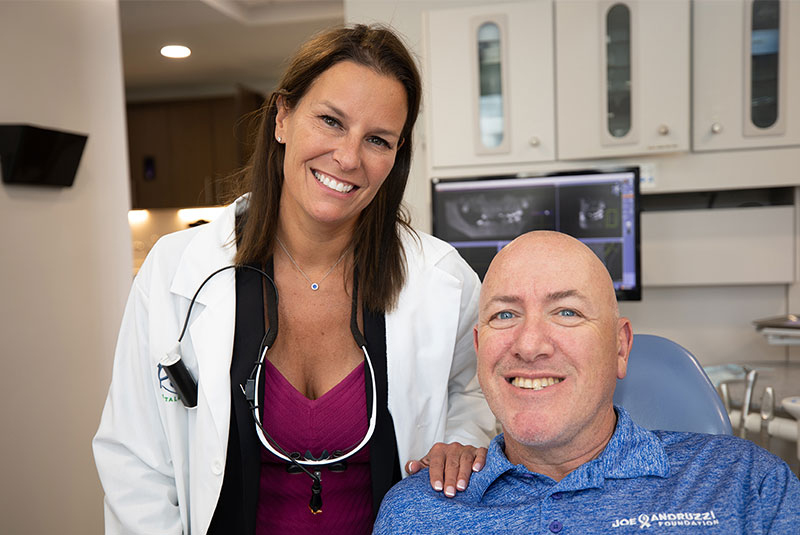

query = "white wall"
[345,0,800,368]
[0,1,132,533]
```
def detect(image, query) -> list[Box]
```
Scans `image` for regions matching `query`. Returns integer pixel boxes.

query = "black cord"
[178,265,278,343]
[173,264,321,509]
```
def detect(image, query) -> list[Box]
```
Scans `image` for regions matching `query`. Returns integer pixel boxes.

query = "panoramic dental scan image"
[437,186,556,242]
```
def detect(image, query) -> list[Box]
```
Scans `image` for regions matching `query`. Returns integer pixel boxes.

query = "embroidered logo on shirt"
[610,510,719,529]
[157,364,181,403]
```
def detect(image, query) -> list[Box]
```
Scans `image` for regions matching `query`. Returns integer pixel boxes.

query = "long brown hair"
[233,24,421,313]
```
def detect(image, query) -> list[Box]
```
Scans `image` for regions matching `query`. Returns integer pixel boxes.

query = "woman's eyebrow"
[319,100,346,118]
[318,100,402,139]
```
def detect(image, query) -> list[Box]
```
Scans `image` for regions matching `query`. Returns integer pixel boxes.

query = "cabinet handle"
[711,122,723,134]
[657,124,669,136]
[529,136,540,147]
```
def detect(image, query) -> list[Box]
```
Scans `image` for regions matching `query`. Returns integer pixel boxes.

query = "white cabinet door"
[423,0,555,170]
[555,0,690,160]
[693,0,800,152]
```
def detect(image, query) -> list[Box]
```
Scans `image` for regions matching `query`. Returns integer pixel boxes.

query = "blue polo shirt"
[374,407,800,534]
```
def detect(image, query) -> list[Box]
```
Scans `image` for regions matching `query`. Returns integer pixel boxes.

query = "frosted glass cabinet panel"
[423,1,555,170]
[693,0,800,152]
[749,0,781,130]
[555,0,690,160]
[606,3,633,139]
[476,21,507,151]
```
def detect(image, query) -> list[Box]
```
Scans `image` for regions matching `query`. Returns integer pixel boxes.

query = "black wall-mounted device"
[0,124,88,187]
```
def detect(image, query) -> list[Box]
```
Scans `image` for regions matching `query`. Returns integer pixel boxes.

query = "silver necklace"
[276,237,348,291]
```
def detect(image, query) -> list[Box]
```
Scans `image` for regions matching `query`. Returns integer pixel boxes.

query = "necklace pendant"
[275,237,347,293]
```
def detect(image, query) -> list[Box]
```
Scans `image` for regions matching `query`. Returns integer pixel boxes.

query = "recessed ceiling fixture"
[160,45,191,59]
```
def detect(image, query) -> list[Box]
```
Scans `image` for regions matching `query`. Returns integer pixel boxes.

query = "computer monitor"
[431,167,641,300]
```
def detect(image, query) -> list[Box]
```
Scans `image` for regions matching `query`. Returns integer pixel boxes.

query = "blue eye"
[497,311,514,320]
[558,309,577,317]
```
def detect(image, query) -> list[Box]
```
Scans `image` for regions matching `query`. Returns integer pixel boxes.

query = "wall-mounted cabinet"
[127,87,263,209]
[420,0,798,194]
[555,0,690,160]
[423,0,555,170]
[692,0,800,152]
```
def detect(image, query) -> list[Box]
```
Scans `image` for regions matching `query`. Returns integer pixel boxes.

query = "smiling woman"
[234,24,423,312]
[94,23,496,535]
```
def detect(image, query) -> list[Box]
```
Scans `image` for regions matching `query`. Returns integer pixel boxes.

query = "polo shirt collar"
[600,406,670,479]
[462,434,519,501]
[468,406,670,501]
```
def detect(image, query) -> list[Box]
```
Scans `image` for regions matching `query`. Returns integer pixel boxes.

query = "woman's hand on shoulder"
[405,442,487,498]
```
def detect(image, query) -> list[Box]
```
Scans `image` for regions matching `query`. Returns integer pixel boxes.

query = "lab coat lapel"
[189,271,236,446]
[170,200,239,446]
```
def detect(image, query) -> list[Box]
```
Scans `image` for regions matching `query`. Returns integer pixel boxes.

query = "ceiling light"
[160,45,191,59]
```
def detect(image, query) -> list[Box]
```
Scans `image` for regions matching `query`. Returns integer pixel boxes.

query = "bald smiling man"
[374,231,800,534]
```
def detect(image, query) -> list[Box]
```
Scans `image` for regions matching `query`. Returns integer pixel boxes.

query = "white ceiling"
[120,0,343,99]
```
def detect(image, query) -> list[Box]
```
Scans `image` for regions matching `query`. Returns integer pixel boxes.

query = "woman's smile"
[312,168,356,194]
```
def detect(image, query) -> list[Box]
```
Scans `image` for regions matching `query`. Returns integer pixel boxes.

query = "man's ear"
[615,318,633,380]
[473,324,480,355]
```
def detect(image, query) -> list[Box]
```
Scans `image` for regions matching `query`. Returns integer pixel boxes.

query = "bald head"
[481,231,619,322]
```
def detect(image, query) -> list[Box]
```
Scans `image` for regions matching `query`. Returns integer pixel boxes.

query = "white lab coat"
[93,196,496,535]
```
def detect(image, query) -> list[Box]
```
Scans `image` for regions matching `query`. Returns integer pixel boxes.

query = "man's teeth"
[510,377,562,390]
[314,171,354,193]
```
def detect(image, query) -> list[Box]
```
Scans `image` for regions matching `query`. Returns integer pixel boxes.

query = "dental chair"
[613,334,733,435]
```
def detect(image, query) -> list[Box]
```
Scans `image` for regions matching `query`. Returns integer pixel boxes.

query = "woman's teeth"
[510,377,562,391]
[314,170,354,193]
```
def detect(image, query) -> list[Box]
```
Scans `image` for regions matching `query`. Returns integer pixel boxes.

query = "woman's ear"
[274,95,289,141]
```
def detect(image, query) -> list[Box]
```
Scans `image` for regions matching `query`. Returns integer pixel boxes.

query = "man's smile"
[508,376,563,391]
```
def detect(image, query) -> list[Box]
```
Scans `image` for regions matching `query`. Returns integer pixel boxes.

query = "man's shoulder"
[375,470,479,534]
[657,430,779,462]
[654,430,793,482]
[377,470,450,514]
[384,470,437,497]
[649,430,800,531]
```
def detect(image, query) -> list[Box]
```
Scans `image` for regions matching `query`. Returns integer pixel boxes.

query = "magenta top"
[256,359,373,534]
